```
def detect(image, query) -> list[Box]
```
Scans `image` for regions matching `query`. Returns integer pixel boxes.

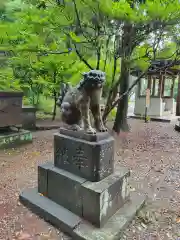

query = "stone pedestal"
[54,129,114,182]
[20,128,145,239]
[175,118,180,132]
[22,106,36,130]
[38,162,130,228]
[0,91,23,127]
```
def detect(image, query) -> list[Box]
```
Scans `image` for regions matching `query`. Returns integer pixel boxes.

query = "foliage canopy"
[0,0,180,125]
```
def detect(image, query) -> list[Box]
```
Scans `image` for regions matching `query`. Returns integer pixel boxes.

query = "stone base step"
[38,162,130,227]
[20,187,145,240]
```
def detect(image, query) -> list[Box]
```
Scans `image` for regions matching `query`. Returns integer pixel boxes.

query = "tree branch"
[96,23,101,70]
[8,48,72,56]
[73,43,93,69]
[72,0,94,43]
[103,36,111,71]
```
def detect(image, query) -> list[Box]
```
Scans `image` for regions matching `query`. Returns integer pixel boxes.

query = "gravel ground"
[0,119,180,240]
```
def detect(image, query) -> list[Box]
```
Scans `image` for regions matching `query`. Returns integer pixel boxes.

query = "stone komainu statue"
[59,70,107,134]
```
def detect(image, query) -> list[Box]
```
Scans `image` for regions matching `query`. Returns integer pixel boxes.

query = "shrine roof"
[131,59,180,76]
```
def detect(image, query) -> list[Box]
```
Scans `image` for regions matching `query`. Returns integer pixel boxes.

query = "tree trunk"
[113,58,130,133]
[176,75,180,116]
[102,50,118,122]
[112,23,133,134]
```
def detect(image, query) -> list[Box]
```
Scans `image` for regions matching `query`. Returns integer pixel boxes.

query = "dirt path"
[0,120,180,240]
[0,130,67,240]
[115,120,180,240]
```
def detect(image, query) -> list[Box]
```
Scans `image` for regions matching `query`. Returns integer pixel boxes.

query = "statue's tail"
[56,83,71,107]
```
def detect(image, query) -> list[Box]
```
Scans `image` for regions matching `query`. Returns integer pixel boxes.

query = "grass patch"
[38,96,54,113]
[107,108,117,121]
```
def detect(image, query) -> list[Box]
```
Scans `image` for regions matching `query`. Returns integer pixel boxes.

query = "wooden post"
[171,77,175,98]
[158,74,163,98]
[147,75,152,90]
[161,75,165,98]
[152,77,156,96]
[145,88,150,122]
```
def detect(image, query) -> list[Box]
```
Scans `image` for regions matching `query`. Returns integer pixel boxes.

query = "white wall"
[134,97,163,116]
[164,98,176,114]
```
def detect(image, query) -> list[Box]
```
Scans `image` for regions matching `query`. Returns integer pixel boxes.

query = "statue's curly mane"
[77,70,106,90]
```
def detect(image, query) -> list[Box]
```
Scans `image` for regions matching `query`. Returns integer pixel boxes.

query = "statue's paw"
[99,125,108,132]
[71,124,82,131]
[86,127,96,134]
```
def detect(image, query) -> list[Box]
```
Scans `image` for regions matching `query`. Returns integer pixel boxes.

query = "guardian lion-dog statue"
[59,70,107,134]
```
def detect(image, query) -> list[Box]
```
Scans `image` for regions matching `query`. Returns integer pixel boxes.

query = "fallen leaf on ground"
[37,232,55,240]
[15,231,32,240]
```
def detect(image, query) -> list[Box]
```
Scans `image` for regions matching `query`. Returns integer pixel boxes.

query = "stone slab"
[19,187,145,240]
[81,167,130,227]
[22,106,36,130]
[73,193,145,240]
[54,133,114,182]
[19,187,82,235]
[38,162,53,196]
[22,105,37,112]
[59,128,110,142]
[0,129,32,149]
[38,163,130,227]
[47,165,86,216]
[175,124,180,132]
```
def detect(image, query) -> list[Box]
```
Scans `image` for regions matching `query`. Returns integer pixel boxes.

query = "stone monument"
[22,105,37,130]
[0,91,32,149]
[20,70,145,239]
[175,118,180,132]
